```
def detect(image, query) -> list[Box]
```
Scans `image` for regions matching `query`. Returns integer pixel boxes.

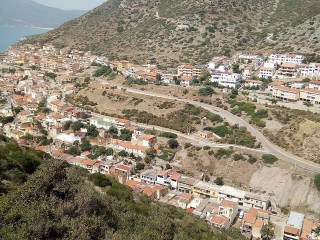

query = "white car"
[239,210,244,219]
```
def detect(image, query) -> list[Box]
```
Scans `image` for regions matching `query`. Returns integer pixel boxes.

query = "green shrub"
[248,156,257,164]
[233,154,244,161]
[160,132,178,139]
[184,142,192,149]
[262,154,278,164]
[89,173,112,187]
[203,146,211,150]
[168,139,179,149]
[208,150,214,155]
[315,174,320,191]
[199,87,215,96]
[214,177,224,185]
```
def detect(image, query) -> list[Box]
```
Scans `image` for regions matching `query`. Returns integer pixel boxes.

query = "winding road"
[119,86,320,173]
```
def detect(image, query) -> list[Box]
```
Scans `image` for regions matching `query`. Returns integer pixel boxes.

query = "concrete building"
[269,53,305,65]
[299,88,320,105]
[284,212,305,240]
[210,72,242,88]
[272,86,300,102]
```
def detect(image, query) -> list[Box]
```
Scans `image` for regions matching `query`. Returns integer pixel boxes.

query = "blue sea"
[0,26,49,52]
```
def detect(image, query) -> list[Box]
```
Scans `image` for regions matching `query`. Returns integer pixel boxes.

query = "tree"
[168,139,179,149]
[86,125,99,138]
[136,163,145,171]
[80,140,91,152]
[315,174,320,191]
[199,87,215,96]
[63,121,73,131]
[108,126,118,135]
[89,173,112,187]
[119,129,133,141]
[106,148,114,156]
[165,163,172,170]
[84,77,91,83]
[118,150,128,157]
[260,221,274,240]
[71,121,84,132]
[214,177,224,185]
[204,175,210,182]
[232,64,241,73]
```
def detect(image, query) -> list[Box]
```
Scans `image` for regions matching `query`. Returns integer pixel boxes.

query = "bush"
[160,132,178,139]
[262,154,278,164]
[90,173,112,187]
[168,139,179,149]
[208,150,214,155]
[136,163,145,171]
[214,149,234,159]
[315,174,320,191]
[248,155,257,164]
[233,154,244,161]
[214,177,224,185]
[199,87,215,96]
[203,146,211,150]
[184,142,192,149]
[118,150,128,157]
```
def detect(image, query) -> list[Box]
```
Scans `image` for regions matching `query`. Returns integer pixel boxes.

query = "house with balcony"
[300,63,320,77]
[243,192,270,210]
[180,76,193,87]
[210,72,242,88]
[277,63,298,79]
[140,169,157,185]
[177,176,199,194]
[245,79,263,88]
[242,208,270,238]
[309,81,320,90]
[269,53,305,65]
[259,66,275,79]
[192,181,220,199]
[272,86,300,102]
[300,88,320,105]
[218,185,245,206]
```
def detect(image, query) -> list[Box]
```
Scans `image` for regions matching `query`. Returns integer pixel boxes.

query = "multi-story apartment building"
[277,63,298,79]
[272,86,300,102]
[309,81,320,90]
[269,53,305,65]
[259,66,275,79]
[178,64,203,77]
[299,88,320,105]
[300,63,320,77]
[210,72,242,88]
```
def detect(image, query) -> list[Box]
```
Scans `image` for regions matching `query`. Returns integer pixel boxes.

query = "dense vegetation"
[0,136,247,240]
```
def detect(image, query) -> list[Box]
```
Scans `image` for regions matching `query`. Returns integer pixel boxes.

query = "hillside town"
[0,43,320,240]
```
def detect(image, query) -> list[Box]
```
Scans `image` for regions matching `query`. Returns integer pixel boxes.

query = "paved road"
[118,86,320,173]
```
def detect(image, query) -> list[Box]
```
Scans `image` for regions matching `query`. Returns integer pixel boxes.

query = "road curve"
[121,86,320,173]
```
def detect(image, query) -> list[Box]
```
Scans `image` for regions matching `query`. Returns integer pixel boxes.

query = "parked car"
[239,210,244,219]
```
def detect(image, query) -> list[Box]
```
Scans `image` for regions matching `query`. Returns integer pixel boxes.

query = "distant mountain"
[27,0,320,65]
[0,0,86,28]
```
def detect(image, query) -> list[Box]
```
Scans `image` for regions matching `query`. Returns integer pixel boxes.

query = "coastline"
[0,25,53,30]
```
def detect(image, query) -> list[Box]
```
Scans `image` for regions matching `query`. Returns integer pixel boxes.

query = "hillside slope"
[0,136,246,239]
[0,0,85,28]
[29,0,320,65]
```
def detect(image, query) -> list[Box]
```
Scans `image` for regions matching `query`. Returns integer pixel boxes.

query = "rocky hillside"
[29,0,320,65]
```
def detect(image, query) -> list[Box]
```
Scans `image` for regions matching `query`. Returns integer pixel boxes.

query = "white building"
[269,53,305,65]
[245,80,263,88]
[140,169,157,185]
[259,66,275,79]
[309,81,320,90]
[210,72,242,88]
[300,63,320,77]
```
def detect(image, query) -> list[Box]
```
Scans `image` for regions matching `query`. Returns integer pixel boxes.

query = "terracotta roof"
[301,88,320,94]
[254,219,264,228]
[116,118,130,123]
[143,187,157,197]
[269,81,284,86]
[281,63,297,68]
[152,185,167,191]
[274,86,300,93]
[180,193,193,201]
[116,165,131,171]
[181,76,193,81]
[157,169,172,176]
[310,80,320,85]
[220,200,237,208]
[171,173,182,181]
[211,215,228,225]
[81,159,96,166]
[244,213,257,224]
[284,226,300,236]
[186,208,194,213]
